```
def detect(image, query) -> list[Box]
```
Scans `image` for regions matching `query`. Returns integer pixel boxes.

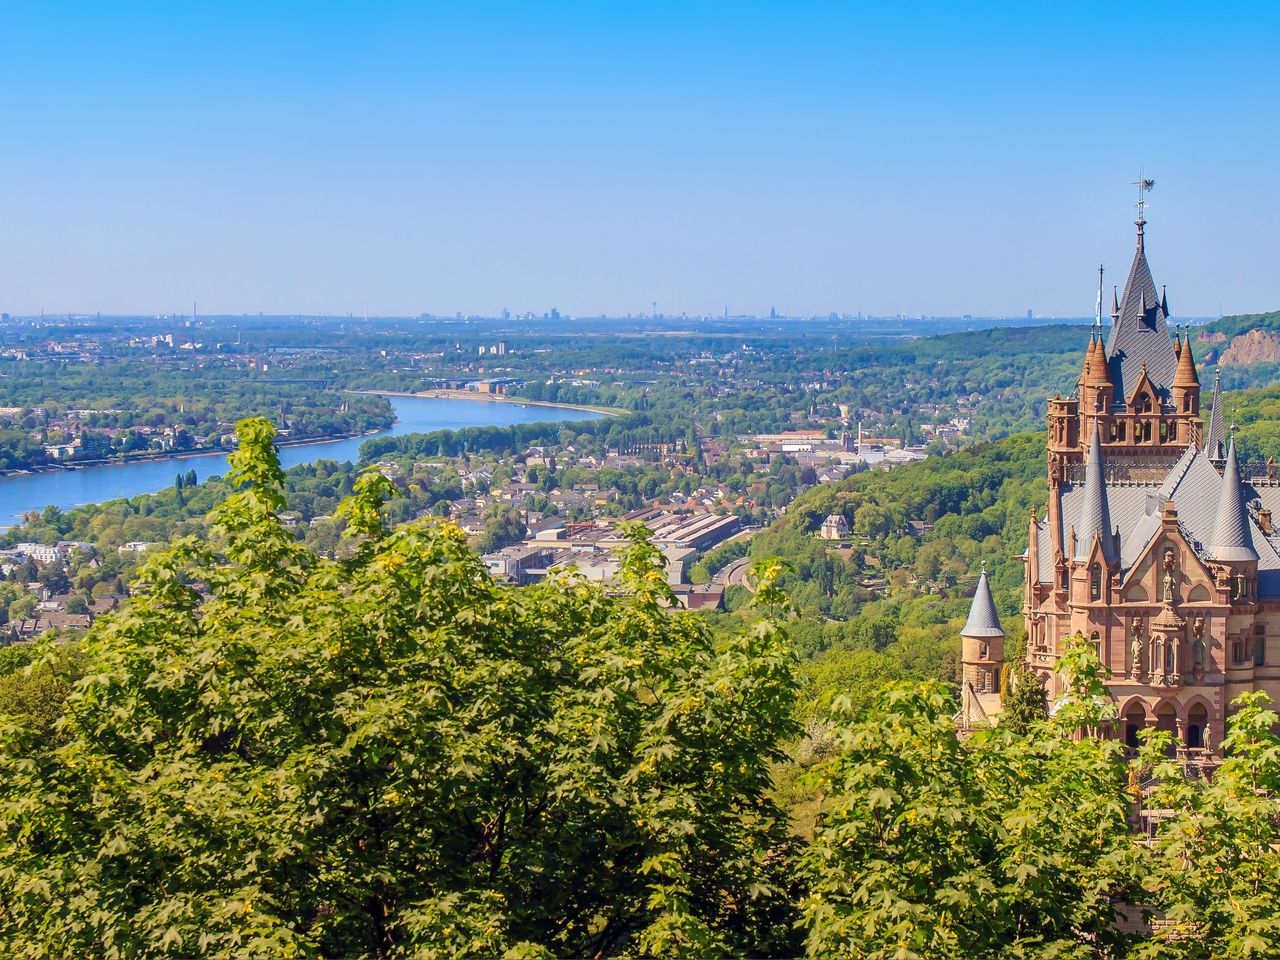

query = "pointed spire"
[1105,207,1177,399]
[1087,334,1113,387]
[1204,370,1226,462]
[1078,331,1094,387]
[961,568,1005,639]
[1174,332,1200,388]
[1173,324,1183,359]
[1209,439,1257,562]
[1111,285,1120,320]
[1161,284,1170,318]
[1075,422,1117,563]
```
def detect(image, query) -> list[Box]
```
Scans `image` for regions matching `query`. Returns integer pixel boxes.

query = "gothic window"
[1183,395,1193,413]
[1090,564,1102,601]
[1136,393,1152,414]
[1159,421,1168,442]
[1164,639,1175,674]
[979,641,989,659]
[1256,624,1267,666]
[1142,422,1153,442]
[1117,422,1126,442]
[1090,631,1102,661]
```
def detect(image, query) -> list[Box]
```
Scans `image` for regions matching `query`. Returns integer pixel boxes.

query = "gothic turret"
[961,566,1005,696]
[1208,440,1257,563]
[1172,332,1201,420]
[1204,370,1225,464]
[1075,424,1117,564]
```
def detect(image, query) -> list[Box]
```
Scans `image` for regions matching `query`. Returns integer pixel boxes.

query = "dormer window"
[1135,393,1153,414]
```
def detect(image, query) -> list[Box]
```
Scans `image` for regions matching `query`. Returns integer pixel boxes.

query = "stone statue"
[1191,616,1207,681]
[1131,617,1146,680]
[1162,549,1178,604]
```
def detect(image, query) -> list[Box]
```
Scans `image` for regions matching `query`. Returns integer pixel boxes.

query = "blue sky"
[1,2,1276,318]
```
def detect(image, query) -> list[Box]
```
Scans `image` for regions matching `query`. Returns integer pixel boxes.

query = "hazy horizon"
[2,3,1276,319]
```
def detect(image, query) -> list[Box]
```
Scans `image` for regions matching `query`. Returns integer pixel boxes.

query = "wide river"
[0,395,604,526]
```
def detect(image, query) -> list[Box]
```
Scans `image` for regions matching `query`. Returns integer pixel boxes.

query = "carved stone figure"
[1192,616,1206,681]
[1130,617,1146,680]
[1162,548,1177,603]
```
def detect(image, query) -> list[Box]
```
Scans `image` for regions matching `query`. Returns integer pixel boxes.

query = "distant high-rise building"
[1027,309,1034,320]
[770,306,778,320]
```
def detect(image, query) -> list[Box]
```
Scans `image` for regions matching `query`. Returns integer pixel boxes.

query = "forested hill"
[739,432,1046,701]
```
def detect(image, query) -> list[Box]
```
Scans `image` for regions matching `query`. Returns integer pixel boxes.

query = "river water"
[0,395,604,525]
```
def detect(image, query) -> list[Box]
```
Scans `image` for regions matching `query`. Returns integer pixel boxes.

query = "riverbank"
[0,395,608,526]
[351,389,626,418]
[0,425,391,479]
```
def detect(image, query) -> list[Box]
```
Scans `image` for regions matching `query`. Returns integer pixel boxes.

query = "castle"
[962,205,1280,761]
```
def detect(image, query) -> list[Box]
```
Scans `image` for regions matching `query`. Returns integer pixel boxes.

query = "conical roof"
[1208,440,1257,562]
[1075,423,1117,563]
[1087,334,1113,386]
[1204,371,1225,462]
[1104,219,1178,402]
[1173,333,1200,388]
[1078,332,1095,387]
[962,569,1004,638]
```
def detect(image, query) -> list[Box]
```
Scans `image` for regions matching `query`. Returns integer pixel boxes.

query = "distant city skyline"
[1,3,1276,319]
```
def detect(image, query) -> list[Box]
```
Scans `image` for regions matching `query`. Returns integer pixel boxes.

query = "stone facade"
[1022,212,1280,763]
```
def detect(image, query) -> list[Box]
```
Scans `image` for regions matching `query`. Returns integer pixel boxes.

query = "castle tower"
[1022,200,1280,767]
[961,565,1005,696]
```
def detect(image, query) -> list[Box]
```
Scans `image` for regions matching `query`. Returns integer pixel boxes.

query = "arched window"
[1183,395,1193,413]
[1164,638,1175,674]
[1090,631,1102,660]
[1136,393,1152,414]
[1090,564,1102,601]
[1159,420,1168,442]
[1187,704,1207,749]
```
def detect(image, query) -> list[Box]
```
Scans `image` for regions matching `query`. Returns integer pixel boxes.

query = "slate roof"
[962,570,1005,638]
[1204,371,1225,462]
[1209,441,1258,562]
[1074,426,1118,563]
[1104,221,1178,403]
[1035,442,1280,593]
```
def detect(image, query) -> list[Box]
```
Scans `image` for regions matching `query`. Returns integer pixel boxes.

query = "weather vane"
[1132,171,1156,222]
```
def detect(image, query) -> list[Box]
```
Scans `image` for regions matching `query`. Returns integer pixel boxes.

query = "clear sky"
[1,2,1276,319]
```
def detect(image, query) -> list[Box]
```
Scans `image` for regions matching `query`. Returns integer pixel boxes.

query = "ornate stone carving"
[1162,548,1178,604]
[1191,616,1206,682]
[1130,616,1146,681]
